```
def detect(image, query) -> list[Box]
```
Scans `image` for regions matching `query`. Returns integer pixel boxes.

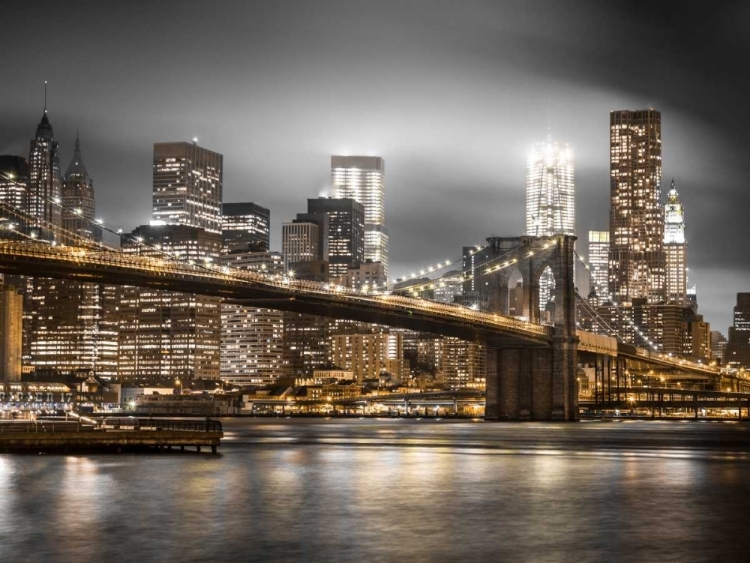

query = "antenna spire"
[44,81,48,113]
[546,100,552,142]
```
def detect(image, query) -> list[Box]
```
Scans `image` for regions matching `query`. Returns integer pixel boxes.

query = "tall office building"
[526,139,574,311]
[331,156,388,279]
[281,220,323,271]
[587,231,610,297]
[152,141,223,233]
[27,105,62,241]
[28,135,119,377]
[725,293,750,369]
[526,140,575,237]
[307,197,365,280]
[664,180,687,304]
[221,202,270,253]
[608,109,665,304]
[62,134,100,242]
[220,250,284,386]
[119,225,222,381]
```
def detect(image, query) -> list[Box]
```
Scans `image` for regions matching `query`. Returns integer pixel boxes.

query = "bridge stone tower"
[477,235,579,421]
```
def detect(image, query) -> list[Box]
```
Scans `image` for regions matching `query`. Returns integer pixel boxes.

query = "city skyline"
[1,1,748,333]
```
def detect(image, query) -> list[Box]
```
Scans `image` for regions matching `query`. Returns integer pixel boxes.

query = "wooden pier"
[0,418,223,454]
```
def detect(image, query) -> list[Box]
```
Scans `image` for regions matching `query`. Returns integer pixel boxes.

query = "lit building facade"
[331,156,388,279]
[440,337,486,390]
[725,293,750,369]
[221,202,270,253]
[282,220,322,271]
[587,231,610,297]
[0,287,23,382]
[609,109,665,304]
[525,140,574,312]
[307,197,365,280]
[62,134,101,242]
[664,180,687,304]
[220,251,284,386]
[27,108,62,241]
[152,142,223,233]
[329,332,403,382]
[27,136,118,378]
[0,156,28,213]
[119,225,222,380]
[526,140,575,237]
[337,260,386,291]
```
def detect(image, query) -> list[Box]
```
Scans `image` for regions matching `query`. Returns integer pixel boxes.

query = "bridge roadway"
[0,241,550,346]
[0,241,720,378]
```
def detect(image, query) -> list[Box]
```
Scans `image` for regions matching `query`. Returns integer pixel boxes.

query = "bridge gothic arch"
[480,235,579,421]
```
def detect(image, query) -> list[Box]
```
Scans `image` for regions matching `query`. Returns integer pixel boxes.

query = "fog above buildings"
[1,0,748,331]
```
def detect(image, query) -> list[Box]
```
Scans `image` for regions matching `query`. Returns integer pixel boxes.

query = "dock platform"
[0,418,223,454]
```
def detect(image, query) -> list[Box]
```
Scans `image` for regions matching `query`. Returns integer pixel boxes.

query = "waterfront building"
[221,202,270,253]
[306,197,365,280]
[152,141,223,234]
[608,109,665,304]
[664,180,687,304]
[220,251,285,386]
[440,337,486,390]
[119,225,222,381]
[328,331,403,382]
[331,156,388,279]
[725,293,750,369]
[0,287,23,382]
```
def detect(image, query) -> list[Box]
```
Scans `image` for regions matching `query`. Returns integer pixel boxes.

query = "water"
[2,418,750,563]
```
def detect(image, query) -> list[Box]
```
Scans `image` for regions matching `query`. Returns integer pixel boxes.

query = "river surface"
[2,418,750,563]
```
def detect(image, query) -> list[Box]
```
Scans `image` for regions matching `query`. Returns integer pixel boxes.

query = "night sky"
[1,0,748,332]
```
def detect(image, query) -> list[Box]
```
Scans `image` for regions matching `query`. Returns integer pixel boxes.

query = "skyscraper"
[331,156,388,279]
[221,202,270,253]
[62,133,100,242]
[281,220,324,271]
[525,139,574,312]
[664,180,687,304]
[526,140,575,237]
[27,104,62,241]
[307,197,365,280]
[152,142,223,233]
[608,109,665,304]
[587,231,610,296]
[28,135,119,378]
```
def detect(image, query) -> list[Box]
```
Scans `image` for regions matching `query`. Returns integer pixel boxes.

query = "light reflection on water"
[1,418,750,563]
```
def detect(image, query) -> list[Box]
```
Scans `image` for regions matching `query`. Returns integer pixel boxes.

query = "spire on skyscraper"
[64,130,90,181]
[35,82,53,140]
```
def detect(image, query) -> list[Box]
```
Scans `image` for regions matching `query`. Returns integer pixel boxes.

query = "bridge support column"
[485,342,577,421]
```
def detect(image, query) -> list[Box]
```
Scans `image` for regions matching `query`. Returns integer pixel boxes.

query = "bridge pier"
[485,339,578,421]
[485,235,579,421]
